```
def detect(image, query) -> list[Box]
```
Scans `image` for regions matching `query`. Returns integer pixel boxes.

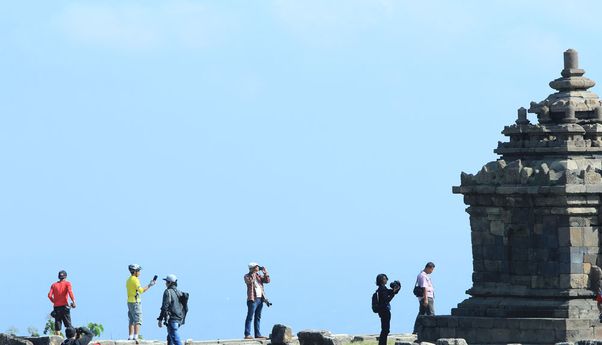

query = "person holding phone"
[243,262,270,339]
[126,264,156,343]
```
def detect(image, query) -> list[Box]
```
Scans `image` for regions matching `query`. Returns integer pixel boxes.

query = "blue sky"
[2,0,602,340]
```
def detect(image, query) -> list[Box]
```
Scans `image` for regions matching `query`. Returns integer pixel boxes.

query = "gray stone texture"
[422,50,602,344]
[435,339,467,345]
[271,325,293,345]
[0,334,34,345]
[21,337,62,345]
[297,331,344,345]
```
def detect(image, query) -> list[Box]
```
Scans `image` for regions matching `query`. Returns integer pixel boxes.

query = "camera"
[390,280,401,290]
[258,266,265,271]
[261,296,272,307]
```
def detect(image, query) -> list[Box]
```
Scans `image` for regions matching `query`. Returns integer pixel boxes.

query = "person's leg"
[168,321,182,345]
[54,307,62,335]
[378,310,391,345]
[133,303,142,342]
[128,303,135,340]
[63,307,73,329]
[244,300,256,337]
[412,299,427,334]
[254,298,264,337]
[427,298,435,316]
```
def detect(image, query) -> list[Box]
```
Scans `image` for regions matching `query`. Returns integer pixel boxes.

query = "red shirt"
[48,280,75,307]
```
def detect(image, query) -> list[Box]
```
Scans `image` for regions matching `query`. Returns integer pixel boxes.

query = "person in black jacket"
[157,274,185,345]
[375,274,400,345]
[61,327,94,345]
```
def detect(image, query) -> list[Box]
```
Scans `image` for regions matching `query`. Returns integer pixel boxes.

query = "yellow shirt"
[126,276,145,303]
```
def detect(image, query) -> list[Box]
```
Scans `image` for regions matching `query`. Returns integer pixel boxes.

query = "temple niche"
[417,50,602,344]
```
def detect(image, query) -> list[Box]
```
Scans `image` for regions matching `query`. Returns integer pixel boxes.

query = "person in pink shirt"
[48,270,76,335]
[412,262,435,334]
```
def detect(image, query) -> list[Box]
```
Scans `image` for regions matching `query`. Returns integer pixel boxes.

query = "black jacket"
[158,285,185,322]
[61,328,93,345]
[376,285,398,311]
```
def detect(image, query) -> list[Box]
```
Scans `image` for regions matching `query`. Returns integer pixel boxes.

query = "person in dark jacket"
[375,274,400,345]
[157,274,184,345]
[61,327,93,345]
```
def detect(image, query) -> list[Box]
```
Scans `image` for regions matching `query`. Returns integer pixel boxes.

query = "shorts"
[128,302,142,325]
[53,305,72,331]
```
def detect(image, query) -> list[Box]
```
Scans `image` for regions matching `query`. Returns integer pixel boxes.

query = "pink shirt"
[416,271,434,299]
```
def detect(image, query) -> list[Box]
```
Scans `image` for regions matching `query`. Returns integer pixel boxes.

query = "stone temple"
[417,49,602,344]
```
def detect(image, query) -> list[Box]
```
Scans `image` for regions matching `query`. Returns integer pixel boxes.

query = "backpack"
[176,290,189,324]
[371,289,380,313]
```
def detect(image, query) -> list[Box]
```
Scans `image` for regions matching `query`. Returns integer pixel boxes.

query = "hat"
[65,328,76,339]
[163,274,177,283]
[128,264,142,272]
[248,262,259,269]
[58,270,67,280]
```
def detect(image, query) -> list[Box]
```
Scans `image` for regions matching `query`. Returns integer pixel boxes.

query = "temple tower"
[418,49,602,344]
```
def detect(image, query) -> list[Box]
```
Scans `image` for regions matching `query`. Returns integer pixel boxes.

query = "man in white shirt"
[413,262,435,334]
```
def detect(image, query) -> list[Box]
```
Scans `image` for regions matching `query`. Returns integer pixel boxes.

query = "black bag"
[413,285,424,298]
[177,290,189,324]
[371,290,380,313]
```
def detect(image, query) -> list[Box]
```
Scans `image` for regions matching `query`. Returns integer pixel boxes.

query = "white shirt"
[416,271,434,299]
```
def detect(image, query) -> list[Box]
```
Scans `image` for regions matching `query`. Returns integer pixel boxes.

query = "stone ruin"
[416,49,602,344]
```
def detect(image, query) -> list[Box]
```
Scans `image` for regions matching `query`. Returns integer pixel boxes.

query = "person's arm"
[76,327,94,345]
[383,288,396,303]
[48,285,55,304]
[157,289,171,325]
[68,283,76,308]
[244,273,253,285]
[261,268,270,284]
[417,273,428,305]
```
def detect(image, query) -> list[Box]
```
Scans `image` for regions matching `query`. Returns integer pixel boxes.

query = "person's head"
[65,328,76,339]
[375,273,388,286]
[58,270,67,281]
[424,262,435,274]
[128,264,142,276]
[248,262,259,273]
[163,274,177,287]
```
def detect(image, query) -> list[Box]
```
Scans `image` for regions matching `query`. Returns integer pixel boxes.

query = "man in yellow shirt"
[126,264,156,342]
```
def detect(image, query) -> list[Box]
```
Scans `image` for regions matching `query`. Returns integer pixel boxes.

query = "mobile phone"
[153,275,158,281]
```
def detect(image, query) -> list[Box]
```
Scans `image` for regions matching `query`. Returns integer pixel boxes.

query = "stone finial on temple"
[561,48,584,77]
[549,48,595,92]
[526,49,600,125]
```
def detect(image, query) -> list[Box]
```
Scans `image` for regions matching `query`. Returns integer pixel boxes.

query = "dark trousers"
[53,305,72,331]
[378,309,391,345]
[244,298,263,337]
[412,297,435,334]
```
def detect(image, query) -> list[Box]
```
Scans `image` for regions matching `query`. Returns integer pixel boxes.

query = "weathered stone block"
[0,335,34,345]
[435,339,467,345]
[490,221,505,236]
[21,337,62,345]
[271,325,293,345]
[297,330,340,345]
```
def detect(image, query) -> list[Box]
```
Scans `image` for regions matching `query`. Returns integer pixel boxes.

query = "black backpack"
[177,290,190,324]
[371,289,380,313]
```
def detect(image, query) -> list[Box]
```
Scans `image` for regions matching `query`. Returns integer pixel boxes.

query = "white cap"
[128,264,142,271]
[248,262,259,269]
[163,274,177,283]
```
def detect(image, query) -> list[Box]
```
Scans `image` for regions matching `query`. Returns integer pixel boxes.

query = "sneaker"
[244,336,253,340]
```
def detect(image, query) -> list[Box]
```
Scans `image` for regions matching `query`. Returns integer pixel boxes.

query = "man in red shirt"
[48,270,76,335]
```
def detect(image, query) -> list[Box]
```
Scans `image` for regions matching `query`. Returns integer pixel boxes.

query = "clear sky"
[2,0,602,341]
